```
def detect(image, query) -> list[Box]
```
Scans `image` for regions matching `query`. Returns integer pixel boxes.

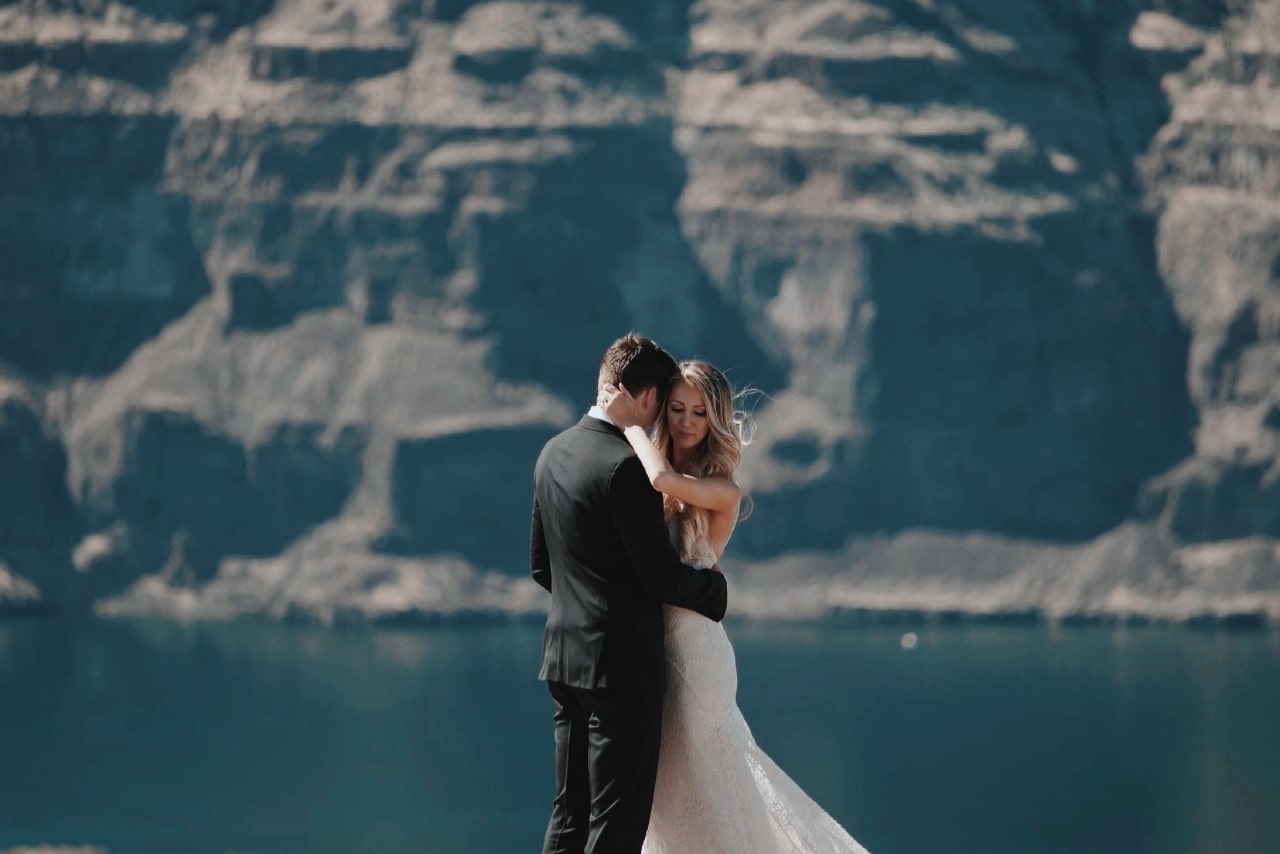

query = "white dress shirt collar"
[586,405,616,426]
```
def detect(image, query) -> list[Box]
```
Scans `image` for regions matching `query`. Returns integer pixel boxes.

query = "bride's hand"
[599,382,645,428]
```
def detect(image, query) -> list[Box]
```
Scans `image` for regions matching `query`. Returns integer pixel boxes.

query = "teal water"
[1,618,1277,854]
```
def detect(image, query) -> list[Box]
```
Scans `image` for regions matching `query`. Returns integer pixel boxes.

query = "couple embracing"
[531,333,870,854]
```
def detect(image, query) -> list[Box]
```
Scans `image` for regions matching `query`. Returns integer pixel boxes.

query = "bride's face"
[666,379,710,454]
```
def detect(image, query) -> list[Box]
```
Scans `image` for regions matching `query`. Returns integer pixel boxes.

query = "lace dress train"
[642,543,870,854]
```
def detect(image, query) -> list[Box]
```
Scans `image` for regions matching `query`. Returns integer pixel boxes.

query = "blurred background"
[1,0,1279,852]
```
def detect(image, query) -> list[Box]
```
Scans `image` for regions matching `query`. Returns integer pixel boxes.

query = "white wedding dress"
[642,532,871,854]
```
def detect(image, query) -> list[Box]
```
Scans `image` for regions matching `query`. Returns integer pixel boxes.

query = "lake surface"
[1,617,1278,854]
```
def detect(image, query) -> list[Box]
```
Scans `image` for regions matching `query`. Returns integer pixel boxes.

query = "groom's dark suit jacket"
[531,415,728,693]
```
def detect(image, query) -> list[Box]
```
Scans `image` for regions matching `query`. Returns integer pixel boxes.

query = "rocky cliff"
[1,0,1277,625]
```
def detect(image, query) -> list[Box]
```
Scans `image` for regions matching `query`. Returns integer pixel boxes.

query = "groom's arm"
[531,496,551,592]
[608,456,727,622]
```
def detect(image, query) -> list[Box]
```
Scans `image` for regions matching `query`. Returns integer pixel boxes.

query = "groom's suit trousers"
[543,680,664,854]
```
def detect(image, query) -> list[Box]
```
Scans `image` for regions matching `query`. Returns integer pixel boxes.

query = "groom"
[530,332,728,854]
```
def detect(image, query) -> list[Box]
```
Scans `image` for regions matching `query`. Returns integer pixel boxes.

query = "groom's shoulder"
[540,417,626,461]
[563,416,627,445]
[548,416,596,448]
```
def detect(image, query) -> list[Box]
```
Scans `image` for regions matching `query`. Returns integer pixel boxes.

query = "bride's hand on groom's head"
[600,382,644,428]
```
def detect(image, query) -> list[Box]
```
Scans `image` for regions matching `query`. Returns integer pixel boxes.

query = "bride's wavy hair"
[653,360,755,562]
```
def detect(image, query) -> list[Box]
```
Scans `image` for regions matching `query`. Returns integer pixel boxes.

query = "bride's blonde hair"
[653,360,753,562]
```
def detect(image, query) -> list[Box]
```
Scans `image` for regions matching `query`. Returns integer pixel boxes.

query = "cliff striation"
[1,0,1277,625]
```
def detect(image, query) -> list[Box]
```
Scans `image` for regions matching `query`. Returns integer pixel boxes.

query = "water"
[1,617,1278,854]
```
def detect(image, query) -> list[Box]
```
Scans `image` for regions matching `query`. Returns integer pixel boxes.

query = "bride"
[599,361,870,854]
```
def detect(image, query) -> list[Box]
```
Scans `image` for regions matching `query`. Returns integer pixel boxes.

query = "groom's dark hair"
[597,332,678,397]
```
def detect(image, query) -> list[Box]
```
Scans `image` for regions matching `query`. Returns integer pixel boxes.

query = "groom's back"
[534,417,667,692]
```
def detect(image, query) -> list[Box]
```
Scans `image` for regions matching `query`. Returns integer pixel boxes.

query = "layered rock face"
[1,0,1276,623]
[1140,1,1280,544]
[678,0,1198,554]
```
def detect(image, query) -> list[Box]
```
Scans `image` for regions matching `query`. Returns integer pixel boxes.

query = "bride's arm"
[603,384,741,516]
[619,425,741,514]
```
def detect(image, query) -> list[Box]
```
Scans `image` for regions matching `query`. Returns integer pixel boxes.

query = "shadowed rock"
[0,113,209,377]
[104,411,365,581]
[118,0,276,36]
[851,215,1192,540]
[0,37,190,90]
[377,424,559,573]
[0,393,79,609]
[0,399,77,551]
[250,40,415,82]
